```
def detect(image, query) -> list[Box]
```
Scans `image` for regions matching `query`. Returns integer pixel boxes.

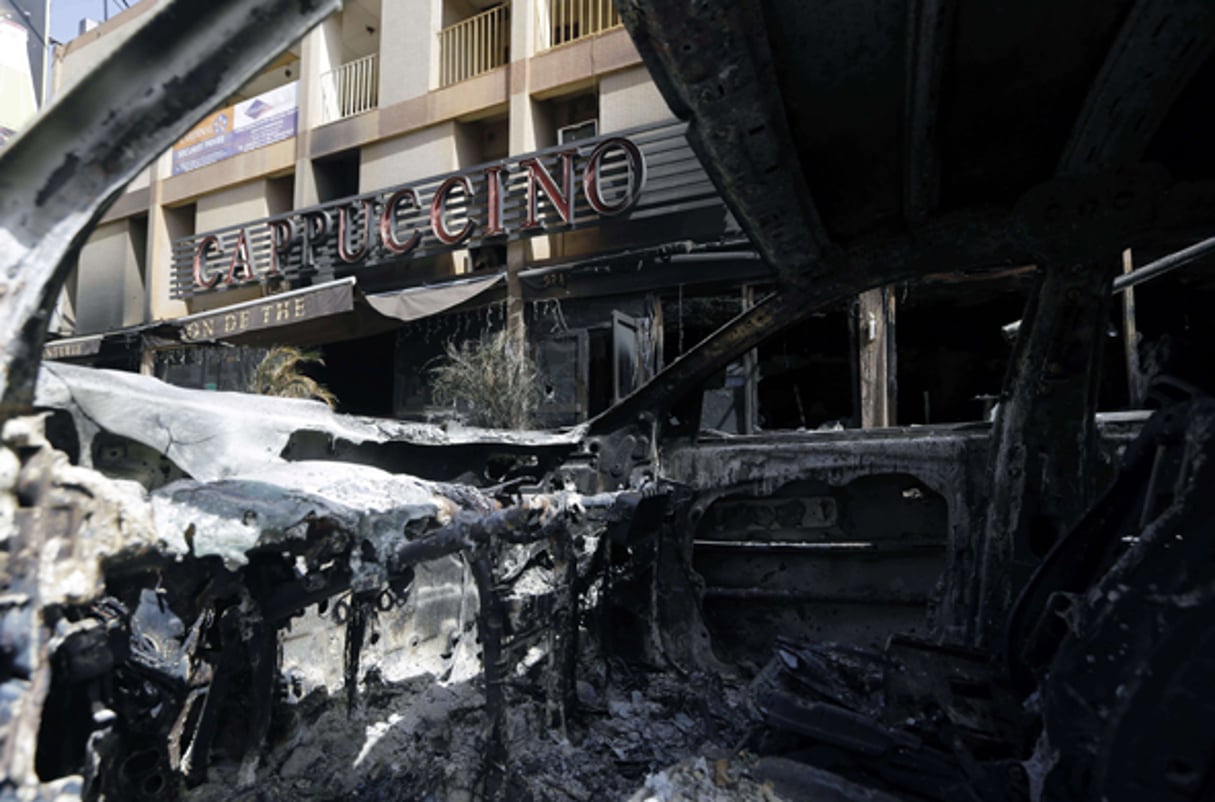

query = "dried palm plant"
[249,346,337,408]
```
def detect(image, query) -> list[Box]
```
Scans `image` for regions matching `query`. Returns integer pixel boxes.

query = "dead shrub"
[430,329,539,429]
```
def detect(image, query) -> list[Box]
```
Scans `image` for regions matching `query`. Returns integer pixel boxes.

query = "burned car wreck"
[5,0,1215,800]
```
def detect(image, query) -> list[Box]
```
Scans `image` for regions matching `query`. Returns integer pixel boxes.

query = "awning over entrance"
[39,274,510,370]
[161,274,508,349]
[365,274,505,323]
[43,334,103,361]
[176,277,357,343]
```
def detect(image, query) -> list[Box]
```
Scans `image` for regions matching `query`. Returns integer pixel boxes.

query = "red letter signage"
[482,165,506,237]
[224,228,255,284]
[193,235,223,289]
[337,200,374,263]
[583,137,646,216]
[266,219,294,276]
[429,175,475,245]
[302,210,333,268]
[380,188,422,254]
[520,149,577,230]
[172,129,679,300]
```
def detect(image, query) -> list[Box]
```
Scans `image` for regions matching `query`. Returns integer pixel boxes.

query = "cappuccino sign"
[172,130,658,298]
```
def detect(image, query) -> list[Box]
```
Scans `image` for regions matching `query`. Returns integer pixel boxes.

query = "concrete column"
[506,0,543,346]
[507,0,541,154]
[302,15,344,130]
[380,0,442,105]
[511,0,539,77]
[855,286,896,428]
[74,221,140,334]
[144,150,188,324]
[294,15,344,207]
[1120,249,1144,406]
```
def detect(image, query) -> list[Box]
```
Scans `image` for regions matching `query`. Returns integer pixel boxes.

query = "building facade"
[0,0,46,145]
[51,0,1057,433]
[49,0,790,428]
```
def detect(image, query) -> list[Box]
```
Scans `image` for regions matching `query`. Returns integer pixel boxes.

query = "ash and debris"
[627,755,790,802]
[185,657,758,802]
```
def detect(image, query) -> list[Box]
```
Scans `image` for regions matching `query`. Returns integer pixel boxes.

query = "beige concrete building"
[0,14,39,144]
[49,0,770,427]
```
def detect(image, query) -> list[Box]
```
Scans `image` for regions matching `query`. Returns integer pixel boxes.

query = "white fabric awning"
[365,274,505,323]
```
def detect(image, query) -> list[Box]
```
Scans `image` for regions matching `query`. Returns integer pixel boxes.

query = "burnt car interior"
[3,0,1215,800]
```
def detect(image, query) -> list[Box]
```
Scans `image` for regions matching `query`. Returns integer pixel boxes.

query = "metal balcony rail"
[439,4,510,88]
[320,53,379,123]
[538,0,620,50]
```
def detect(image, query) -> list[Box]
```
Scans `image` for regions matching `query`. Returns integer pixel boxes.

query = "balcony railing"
[320,53,379,123]
[439,4,510,88]
[539,0,621,50]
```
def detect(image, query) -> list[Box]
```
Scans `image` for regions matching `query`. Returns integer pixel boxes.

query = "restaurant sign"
[170,120,719,299]
[178,279,355,342]
[43,335,103,361]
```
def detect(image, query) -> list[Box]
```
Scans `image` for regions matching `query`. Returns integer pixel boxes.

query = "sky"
[50,0,129,45]
[0,0,134,107]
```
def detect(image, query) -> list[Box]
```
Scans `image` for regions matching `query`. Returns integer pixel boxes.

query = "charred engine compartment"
[3,393,759,802]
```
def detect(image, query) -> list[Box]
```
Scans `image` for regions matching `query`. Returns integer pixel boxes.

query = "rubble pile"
[187,662,754,802]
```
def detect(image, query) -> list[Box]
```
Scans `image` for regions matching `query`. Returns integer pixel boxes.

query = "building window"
[534,90,597,149]
[455,114,509,165]
[312,148,361,203]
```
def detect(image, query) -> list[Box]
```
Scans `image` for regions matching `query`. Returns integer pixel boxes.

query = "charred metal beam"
[544,529,578,738]
[342,593,374,718]
[1057,0,1215,175]
[1033,400,1215,800]
[1006,400,1194,689]
[238,609,277,785]
[903,0,957,224]
[470,555,507,801]
[0,0,342,417]
[616,0,830,286]
[1112,233,1215,292]
[973,260,1118,647]
[182,606,243,786]
[389,505,573,571]
[703,588,928,606]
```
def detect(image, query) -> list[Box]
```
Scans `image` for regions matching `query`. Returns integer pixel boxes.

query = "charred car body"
[3,0,1215,800]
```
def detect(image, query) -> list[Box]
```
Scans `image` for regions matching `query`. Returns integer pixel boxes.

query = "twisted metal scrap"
[0,0,342,418]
